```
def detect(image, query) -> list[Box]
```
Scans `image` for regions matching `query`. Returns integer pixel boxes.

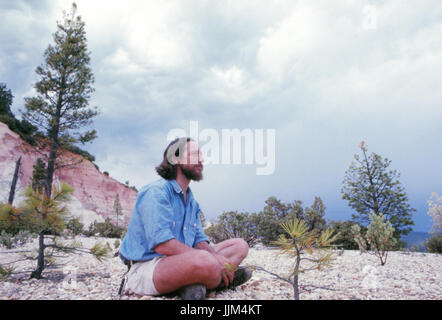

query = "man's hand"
[194,241,237,287]
[213,254,236,287]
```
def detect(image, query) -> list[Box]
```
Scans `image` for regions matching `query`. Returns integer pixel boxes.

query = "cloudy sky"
[1,0,441,232]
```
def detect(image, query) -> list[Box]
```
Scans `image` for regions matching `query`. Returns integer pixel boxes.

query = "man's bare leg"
[153,249,222,294]
[153,238,249,295]
[213,238,249,266]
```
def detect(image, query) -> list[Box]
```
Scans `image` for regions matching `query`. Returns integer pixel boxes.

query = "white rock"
[1,238,441,300]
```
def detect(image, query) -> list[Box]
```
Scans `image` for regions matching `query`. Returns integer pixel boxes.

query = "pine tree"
[304,196,327,232]
[18,183,109,279]
[0,83,37,144]
[341,141,414,245]
[255,197,304,245]
[21,3,98,198]
[32,158,47,193]
[254,218,339,300]
[1,182,110,280]
[113,193,122,228]
[21,182,72,279]
[328,220,360,250]
[0,83,14,117]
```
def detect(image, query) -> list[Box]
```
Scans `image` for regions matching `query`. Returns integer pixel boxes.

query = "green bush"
[66,217,84,236]
[205,211,258,247]
[351,212,397,265]
[0,230,37,249]
[0,264,13,281]
[0,230,13,249]
[85,218,126,239]
[205,197,330,247]
[328,220,360,250]
[205,223,229,245]
[425,234,442,254]
[253,197,303,246]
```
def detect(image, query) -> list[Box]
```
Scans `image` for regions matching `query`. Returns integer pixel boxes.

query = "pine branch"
[300,283,338,292]
[301,257,328,263]
[251,266,294,286]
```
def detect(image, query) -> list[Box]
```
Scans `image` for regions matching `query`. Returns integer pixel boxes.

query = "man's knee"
[233,238,249,260]
[193,250,222,287]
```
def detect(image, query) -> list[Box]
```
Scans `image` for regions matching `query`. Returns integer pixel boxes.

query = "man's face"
[178,141,204,181]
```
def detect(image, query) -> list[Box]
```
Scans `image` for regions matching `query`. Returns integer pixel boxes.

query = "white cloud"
[59,0,192,70]
[211,65,245,89]
[1,0,441,231]
[257,3,322,80]
[103,48,145,75]
[204,65,262,104]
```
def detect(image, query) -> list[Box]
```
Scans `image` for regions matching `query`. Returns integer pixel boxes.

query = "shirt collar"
[169,179,193,199]
[169,179,183,194]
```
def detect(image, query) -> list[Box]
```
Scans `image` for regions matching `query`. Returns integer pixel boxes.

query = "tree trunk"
[45,139,58,197]
[8,156,22,205]
[293,252,301,300]
[30,232,46,279]
[293,274,299,300]
[362,148,380,214]
[45,82,63,198]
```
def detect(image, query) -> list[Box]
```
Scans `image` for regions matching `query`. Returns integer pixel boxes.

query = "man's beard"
[179,164,203,181]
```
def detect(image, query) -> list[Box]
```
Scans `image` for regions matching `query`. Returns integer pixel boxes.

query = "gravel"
[0,236,441,300]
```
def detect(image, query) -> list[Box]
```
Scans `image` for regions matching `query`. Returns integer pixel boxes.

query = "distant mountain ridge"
[401,231,431,251]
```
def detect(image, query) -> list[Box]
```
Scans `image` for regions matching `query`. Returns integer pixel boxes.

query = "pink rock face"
[0,122,136,227]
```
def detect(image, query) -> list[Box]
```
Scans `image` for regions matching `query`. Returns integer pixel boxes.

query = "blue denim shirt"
[119,179,209,263]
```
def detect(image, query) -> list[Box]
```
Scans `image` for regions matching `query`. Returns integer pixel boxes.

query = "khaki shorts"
[125,256,164,296]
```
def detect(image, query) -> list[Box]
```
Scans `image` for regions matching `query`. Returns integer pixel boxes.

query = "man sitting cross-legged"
[119,137,252,299]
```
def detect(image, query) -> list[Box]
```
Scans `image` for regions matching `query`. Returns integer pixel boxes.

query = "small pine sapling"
[0,183,111,280]
[253,218,339,300]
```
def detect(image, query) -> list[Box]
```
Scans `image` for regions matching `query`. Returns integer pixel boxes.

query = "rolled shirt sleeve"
[138,186,176,251]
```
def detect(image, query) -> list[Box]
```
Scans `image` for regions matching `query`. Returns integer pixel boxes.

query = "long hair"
[155,137,193,180]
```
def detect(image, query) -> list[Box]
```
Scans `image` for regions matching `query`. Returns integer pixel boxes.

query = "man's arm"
[154,239,196,256]
[156,239,217,256]
[194,241,217,255]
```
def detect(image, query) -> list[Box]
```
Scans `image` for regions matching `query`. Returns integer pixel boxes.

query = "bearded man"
[119,137,252,300]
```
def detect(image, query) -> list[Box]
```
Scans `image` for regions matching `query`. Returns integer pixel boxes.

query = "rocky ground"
[0,236,441,300]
